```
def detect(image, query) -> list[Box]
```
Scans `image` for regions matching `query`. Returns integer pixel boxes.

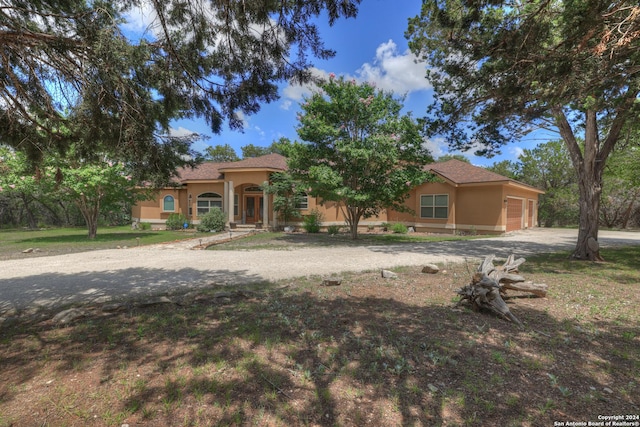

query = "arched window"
[163,195,175,212]
[197,192,223,216]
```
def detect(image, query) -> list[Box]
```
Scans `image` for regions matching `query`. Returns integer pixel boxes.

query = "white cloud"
[281,40,431,109]
[422,137,447,159]
[121,2,159,36]
[509,145,524,160]
[281,67,329,103]
[169,126,198,137]
[356,40,431,94]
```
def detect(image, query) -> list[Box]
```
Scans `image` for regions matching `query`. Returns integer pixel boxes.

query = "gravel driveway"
[1,228,639,315]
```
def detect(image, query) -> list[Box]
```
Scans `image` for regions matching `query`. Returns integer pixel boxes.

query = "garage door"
[506,198,523,232]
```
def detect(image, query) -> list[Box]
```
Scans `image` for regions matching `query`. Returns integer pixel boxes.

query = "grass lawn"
[0,226,212,260]
[0,239,638,426]
[208,230,483,251]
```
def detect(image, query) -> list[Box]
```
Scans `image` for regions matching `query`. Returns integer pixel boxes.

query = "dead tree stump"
[456,255,548,326]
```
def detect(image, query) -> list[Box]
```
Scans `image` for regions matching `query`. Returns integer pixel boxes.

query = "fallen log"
[456,255,548,325]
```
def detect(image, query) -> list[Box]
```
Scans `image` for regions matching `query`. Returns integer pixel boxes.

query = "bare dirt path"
[1,228,638,315]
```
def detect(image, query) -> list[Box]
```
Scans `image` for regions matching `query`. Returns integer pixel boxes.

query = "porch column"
[262,188,269,227]
[223,182,229,215]
[227,180,234,224]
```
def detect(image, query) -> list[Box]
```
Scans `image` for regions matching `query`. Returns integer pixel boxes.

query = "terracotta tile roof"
[425,159,542,193]
[219,153,288,171]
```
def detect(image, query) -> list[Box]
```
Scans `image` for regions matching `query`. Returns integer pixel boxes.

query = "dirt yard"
[1,246,638,426]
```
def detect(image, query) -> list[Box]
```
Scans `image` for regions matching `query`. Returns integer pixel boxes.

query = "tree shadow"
[1,276,638,426]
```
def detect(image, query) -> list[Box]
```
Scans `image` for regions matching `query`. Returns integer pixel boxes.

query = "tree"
[437,154,470,163]
[516,140,580,228]
[241,139,293,158]
[1,0,361,180]
[0,145,141,238]
[288,76,433,239]
[261,172,306,226]
[485,160,519,180]
[600,143,640,228]
[407,1,640,260]
[203,144,240,162]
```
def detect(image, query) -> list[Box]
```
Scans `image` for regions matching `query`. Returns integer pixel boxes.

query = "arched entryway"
[243,186,263,224]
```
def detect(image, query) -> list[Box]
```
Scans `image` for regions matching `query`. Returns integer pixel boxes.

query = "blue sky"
[129,0,552,167]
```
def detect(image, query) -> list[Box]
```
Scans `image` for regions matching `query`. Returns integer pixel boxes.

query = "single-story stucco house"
[131,154,543,234]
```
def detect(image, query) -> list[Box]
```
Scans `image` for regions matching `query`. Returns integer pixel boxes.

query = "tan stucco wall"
[132,188,186,225]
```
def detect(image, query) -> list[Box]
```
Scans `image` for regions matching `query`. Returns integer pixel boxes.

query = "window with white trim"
[296,193,309,209]
[420,194,448,219]
[163,195,175,212]
[197,192,223,216]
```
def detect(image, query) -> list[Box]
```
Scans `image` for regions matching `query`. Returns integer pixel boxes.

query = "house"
[131,155,543,234]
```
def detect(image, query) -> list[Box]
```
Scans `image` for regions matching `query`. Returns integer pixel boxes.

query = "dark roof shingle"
[174,153,287,182]
[425,159,510,184]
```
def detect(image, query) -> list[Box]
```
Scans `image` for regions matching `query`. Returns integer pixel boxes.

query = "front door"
[245,196,263,223]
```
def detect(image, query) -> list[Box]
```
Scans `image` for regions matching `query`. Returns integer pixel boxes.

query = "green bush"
[197,208,226,232]
[166,213,190,230]
[139,222,151,231]
[391,223,408,234]
[327,225,341,235]
[302,208,323,233]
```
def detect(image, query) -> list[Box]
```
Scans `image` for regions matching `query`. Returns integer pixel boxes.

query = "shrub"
[381,222,391,232]
[166,213,190,230]
[391,223,408,234]
[139,222,151,231]
[302,208,323,233]
[197,208,226,232]
[327,225,341,235]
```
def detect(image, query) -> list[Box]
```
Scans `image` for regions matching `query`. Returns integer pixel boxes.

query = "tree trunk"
[19,193,38,229]
[554,108,605,261]
[77,197,100,239]
[573,170,604,260]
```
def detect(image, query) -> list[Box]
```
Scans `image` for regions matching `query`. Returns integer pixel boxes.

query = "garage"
[506,197,524,232]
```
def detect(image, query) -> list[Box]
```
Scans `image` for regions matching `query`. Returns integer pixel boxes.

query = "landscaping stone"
[422,264,440,274]
[381,270,398,279]
[322,277,342,286]
[53,308,85,324]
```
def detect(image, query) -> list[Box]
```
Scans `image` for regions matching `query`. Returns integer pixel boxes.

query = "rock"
[422,264,440,274]
[603,387,613,394]
[53,308,85,324]
[427,383,438,393]
[381,270,398,279]
[322,278,342,286]
[407,226,415,233]
[22,248,34,253]
[284,226,295,233]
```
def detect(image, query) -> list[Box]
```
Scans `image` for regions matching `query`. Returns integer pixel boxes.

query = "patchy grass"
[209,230,482,250]
[1,246,638,426]
[0,226,212,260]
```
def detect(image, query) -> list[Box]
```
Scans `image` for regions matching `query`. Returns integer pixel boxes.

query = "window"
[163,195,175,212]
[234,194,239,216]
[197,192,223,216]
[296,193,309,210]
[420,194,448,219]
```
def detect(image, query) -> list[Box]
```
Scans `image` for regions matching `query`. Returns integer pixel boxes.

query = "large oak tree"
[407,0,640,260]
